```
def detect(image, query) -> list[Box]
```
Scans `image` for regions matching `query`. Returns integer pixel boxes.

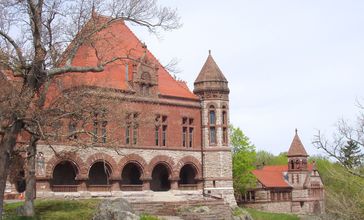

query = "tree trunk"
[16,136,38,217]
[0,119,23,220]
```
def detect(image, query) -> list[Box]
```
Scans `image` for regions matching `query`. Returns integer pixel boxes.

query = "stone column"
[141,177,151,190]
[170,178,179,190]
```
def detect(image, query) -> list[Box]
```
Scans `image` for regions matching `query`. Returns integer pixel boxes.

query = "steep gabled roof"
[194,52,227,83]
[58,16,198,100]
[287,130,308,157]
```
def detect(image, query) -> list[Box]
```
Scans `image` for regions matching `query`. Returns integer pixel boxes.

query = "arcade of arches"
[47,154,202,192]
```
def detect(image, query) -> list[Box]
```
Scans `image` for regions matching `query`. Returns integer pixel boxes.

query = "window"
[182,127,187,147]
[155,126,159,146]
[162,125,167,146]
[126,126,130,144]
[208,105,216,145]
[125,63,129,81]
[133,126,138,145]
[223,127,227,144]
[270,190,291,201]
[222,110,228,144]
[210,127,216,144]
[189,128,193,148]
[101,121,107,143]
[209,110,216,125]
[242,191,256,202]
[182,117,194,148]
[155,115,167,147]
[92,111,107,143]
[126,112,138,145]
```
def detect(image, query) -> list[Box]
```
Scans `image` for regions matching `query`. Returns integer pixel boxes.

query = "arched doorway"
[52,160,78,192]
[150,163,171,191]
[87,161,112,186]
[179,164,197,184]
[121,163,143,185]
[121,163,143,191]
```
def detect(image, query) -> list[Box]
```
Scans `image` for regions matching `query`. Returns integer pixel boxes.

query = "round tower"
[194,51,236,206]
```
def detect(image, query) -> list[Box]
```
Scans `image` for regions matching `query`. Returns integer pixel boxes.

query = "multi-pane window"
[92,111,107,143]
[182,117,194,148]
[270,190,292,201]
[125,112,138,145]
[209,106,216,145]
[155,115,168,147]
[241,191,256,202]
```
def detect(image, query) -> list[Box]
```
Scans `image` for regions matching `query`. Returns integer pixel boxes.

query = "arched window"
[290,160,294,170]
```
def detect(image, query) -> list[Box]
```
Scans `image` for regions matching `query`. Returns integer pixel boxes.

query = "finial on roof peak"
[295,128,298,134]
[91,2,96,18]
[208,50,211,55]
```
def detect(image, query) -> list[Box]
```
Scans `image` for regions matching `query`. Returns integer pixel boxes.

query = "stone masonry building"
[4,14,237,206]
[239,130,324,214]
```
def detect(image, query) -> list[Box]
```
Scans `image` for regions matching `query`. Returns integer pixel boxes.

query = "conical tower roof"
[193,51,229,94]
[287,129,308,157]
[195,51,227,83]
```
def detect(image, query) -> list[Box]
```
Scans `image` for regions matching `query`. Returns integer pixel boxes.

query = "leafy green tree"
[256,150,287,166]
[230,125,256,193]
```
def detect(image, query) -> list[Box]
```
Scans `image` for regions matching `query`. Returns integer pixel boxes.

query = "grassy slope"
[3,200,100,220]
[246,208,300,220]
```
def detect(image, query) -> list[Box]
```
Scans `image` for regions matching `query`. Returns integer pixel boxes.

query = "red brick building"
[239,130,324,214]
[5,16,236,206]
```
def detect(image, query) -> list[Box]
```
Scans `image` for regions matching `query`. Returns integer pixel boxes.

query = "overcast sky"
[130,0,364,155]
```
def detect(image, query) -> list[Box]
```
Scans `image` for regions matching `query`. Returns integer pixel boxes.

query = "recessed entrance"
[178,164,197,185]
[121,163,143,185]
[87,161,111,185]
[52,160,78,185]
[150,163,171,191]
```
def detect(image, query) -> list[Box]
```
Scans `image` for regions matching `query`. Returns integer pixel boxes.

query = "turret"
[287,129,308,171]
[194,51,236,206]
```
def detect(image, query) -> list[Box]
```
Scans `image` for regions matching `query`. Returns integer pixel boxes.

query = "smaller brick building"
[239,130,324,215]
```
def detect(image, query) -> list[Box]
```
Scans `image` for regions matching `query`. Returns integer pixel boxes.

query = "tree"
[310,156,364,220]
[313,104,364,178]
[230,125,256,193]
[255,150,288,166]
[0,0,180,218]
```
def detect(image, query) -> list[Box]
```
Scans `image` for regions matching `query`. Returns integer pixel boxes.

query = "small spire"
[208,49,211,55]
[295,128,298,134]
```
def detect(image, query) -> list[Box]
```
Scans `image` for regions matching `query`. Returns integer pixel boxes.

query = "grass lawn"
[246,208,300,220]
[3,199,100,220]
